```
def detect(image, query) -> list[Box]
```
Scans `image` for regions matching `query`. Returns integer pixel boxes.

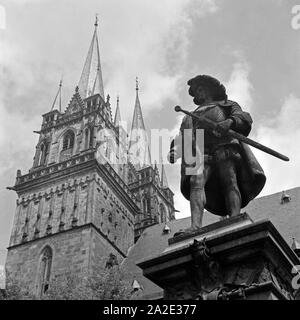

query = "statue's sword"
[174,105,289,162]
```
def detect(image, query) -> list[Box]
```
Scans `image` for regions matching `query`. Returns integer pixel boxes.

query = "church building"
[5,18,175,297]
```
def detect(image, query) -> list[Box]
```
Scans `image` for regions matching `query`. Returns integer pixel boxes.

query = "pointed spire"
[160,163,169,188]
[114,95,121,126]
[78,16,105,100]
[94,13,98,27]
[131,77,146,130]
[129,77,151,169]
[51,79,63,112]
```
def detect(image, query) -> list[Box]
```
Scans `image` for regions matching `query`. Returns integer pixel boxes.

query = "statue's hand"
[214,119,234,136]
[168,151,181,163]
[167,151,176,164]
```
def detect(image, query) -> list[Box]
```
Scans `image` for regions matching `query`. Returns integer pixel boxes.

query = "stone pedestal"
[137,214,300,300]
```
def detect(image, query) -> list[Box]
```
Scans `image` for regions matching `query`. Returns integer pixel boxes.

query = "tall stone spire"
[160,164,169,188]
[129,78,151,168]
[114,95,121,126]
[78,15,105,100]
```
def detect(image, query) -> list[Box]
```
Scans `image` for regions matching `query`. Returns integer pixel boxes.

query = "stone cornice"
[12,151,139,217]
[13,152,96,192]
[7,223,127,258]
[138,219,300,270]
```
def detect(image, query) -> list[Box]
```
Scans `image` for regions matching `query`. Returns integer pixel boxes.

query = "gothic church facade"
[5,20,175,296]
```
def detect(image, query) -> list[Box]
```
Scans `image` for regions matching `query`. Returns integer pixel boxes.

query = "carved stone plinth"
[138,213,300,300]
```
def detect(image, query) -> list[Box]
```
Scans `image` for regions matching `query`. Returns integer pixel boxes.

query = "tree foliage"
[0,266,140,300]
[0,273,35,300]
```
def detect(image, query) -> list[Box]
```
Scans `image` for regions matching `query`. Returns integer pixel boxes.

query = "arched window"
[84,128,89,149]
[62,130,75,150]
[142,197,148,213]
[105,137,110,158]
[128,172,133,184]
[39,246,53,296]
[153,197,158,214]
[89,127,94,148]
[38,142,49,166]
[160,203,166,223]
[105,253,118,269]
[84,126,94,150]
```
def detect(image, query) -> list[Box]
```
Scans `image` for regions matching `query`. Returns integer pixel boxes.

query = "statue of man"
[169,75,266,230]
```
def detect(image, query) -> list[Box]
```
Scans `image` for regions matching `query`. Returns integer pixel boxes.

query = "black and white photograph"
[0,0,300,307]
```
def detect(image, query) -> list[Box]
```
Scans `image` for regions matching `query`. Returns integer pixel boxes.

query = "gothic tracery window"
[38,142,49,166]
[105,253,118,269]
[39,246,53,296]
[84,127,94,149]
[89,127,94,148]
[160,203,166,223]
[128,172,134,184]
[153,197,158,215]
[142,197,148,213]
[84,128,89,149]
[62,130,75,150]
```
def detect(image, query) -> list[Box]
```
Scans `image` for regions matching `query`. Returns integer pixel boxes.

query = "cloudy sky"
[0,0,300,266]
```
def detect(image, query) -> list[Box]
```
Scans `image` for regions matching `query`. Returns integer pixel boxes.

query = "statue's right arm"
[168,135,182,163]
[168,115,190,163]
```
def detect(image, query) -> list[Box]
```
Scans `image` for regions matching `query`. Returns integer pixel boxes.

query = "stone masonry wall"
[6,226,92,295]
[93,172,135,256]
[9,171,92,247]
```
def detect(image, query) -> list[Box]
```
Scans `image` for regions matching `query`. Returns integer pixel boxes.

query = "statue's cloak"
[178,100,266,216]
[181,142,266,216]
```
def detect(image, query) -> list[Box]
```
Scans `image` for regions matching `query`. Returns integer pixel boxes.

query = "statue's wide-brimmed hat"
[187,75,227,101]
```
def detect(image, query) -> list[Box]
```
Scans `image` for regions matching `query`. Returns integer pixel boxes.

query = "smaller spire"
[160,163,169,188]
[94,13,98,28]
[129,77,151,169]
[51,79,63,112]
[114,94,122,126]
[59,79,62,112]
[136,76,139,92]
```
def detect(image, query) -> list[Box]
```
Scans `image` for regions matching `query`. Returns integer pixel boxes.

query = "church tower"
[5,19,140,296]
[127,79,175,241]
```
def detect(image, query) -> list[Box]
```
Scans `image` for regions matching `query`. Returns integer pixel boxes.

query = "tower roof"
[160,163,169,188]
[114,95,121,126]
[78,16,105,100]
[131,78,146,130]
[129,78,151,169]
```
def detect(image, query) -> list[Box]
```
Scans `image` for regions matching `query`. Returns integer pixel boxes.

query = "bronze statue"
[169,75,267,230]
